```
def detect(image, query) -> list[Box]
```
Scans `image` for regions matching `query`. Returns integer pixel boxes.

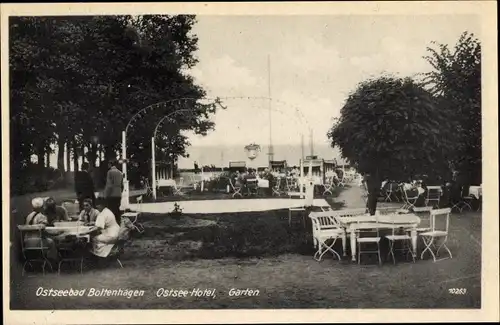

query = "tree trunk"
[72,137,79,172]
[81,143,86,165]
[37,145,45,169]
[366,171,381,215]
[104,144,116,162]
[65,142,71,173]
[88,143,97,168]
[57,137,65,172]
[45,145,51,168]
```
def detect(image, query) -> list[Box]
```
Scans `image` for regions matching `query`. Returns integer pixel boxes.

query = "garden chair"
[142,177,154,198]
[450,190,474,213]
[425,186,442,208]
[228,178,242,198]
[403,206,433,256]
[323,176,335,196]
[400,185,419,211]
[355,219,382,265]
[383,183,397,202]
[272,177,282,196]
[246,179,259,196]
[420,208,453,262]
[122,196,144,234]
[103,239,127,268]
[337,173,345,187]
[308,212,345,261]
[172,178,187,196]
[412,206,433,232]
[386,220,415,265]
[17,225,54,275]
[57,235,88,274]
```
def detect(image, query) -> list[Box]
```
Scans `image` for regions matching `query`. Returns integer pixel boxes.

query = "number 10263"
[449,288,467,295]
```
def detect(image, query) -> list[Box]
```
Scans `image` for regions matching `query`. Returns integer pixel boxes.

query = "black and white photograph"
[2,2,498,324]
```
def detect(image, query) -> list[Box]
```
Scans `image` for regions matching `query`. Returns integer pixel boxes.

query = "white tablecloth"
[469,186,482,199]
[257,179,269,188]
[157,179,177,187]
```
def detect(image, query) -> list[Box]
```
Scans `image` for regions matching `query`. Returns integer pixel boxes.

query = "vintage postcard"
[2,1,498,324]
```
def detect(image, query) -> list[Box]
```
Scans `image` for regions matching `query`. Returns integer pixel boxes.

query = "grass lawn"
[10,198,481,309]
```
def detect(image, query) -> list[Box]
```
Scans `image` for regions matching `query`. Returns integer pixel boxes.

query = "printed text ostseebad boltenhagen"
[36,287,145,299]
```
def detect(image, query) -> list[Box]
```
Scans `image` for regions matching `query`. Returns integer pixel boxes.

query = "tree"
[9,15,222,194]
[327,76,457,213]
[422,31,481,184]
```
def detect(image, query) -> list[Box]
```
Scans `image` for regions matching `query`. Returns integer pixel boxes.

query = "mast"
[267,55,274,165]
[301,134,305,161]
[309,128,314,156]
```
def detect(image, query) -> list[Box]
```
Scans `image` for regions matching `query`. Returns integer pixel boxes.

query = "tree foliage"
[422,31,481,184]
[10,15,221,194]
[327,76,457,182]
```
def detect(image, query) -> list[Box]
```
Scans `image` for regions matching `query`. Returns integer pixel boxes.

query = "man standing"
[75,162,96,211]
[104,160,123,222]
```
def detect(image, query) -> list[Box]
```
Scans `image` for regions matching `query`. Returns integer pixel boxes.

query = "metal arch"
[125,96,311,135]
[152,108,197,140]
[152,101,309,143]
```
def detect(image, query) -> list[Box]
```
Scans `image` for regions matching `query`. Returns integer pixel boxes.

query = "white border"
[2,2,498,324]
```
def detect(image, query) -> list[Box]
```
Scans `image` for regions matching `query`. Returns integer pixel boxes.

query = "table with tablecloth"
[469,185,482,199]
[335,213,421,262]
[47,222,98,240]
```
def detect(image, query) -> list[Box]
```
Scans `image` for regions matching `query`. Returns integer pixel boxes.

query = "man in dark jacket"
[75,162,96,211]
[104,160,123,222]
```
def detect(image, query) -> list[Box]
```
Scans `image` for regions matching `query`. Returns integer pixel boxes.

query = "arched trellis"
[122,96,313,207]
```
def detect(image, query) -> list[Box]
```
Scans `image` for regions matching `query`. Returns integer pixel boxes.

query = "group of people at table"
[361,172,482,215]
[20,159,132,270]
[229,167,345,196]
[22,196,125,268]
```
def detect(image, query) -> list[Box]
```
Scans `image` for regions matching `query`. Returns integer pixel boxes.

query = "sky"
[47,14,481,170]
[182,14,480,148]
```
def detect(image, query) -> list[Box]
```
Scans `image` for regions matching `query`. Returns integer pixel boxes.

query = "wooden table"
[336,213,421,262]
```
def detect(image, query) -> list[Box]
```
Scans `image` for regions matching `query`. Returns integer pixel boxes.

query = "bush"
[10,164,67,195]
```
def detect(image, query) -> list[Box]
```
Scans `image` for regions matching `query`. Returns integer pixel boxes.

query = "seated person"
[234,171,244,187]
[89,204,121,258]
[414,181,427,207]
[23,197,59,262]
[78,198,100,225]
[43,197,70,225]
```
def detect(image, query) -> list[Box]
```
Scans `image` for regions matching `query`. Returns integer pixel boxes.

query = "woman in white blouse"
[89,205,120,258]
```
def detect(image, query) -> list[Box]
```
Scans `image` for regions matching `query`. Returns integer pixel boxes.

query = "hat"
[31,197,44,209]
